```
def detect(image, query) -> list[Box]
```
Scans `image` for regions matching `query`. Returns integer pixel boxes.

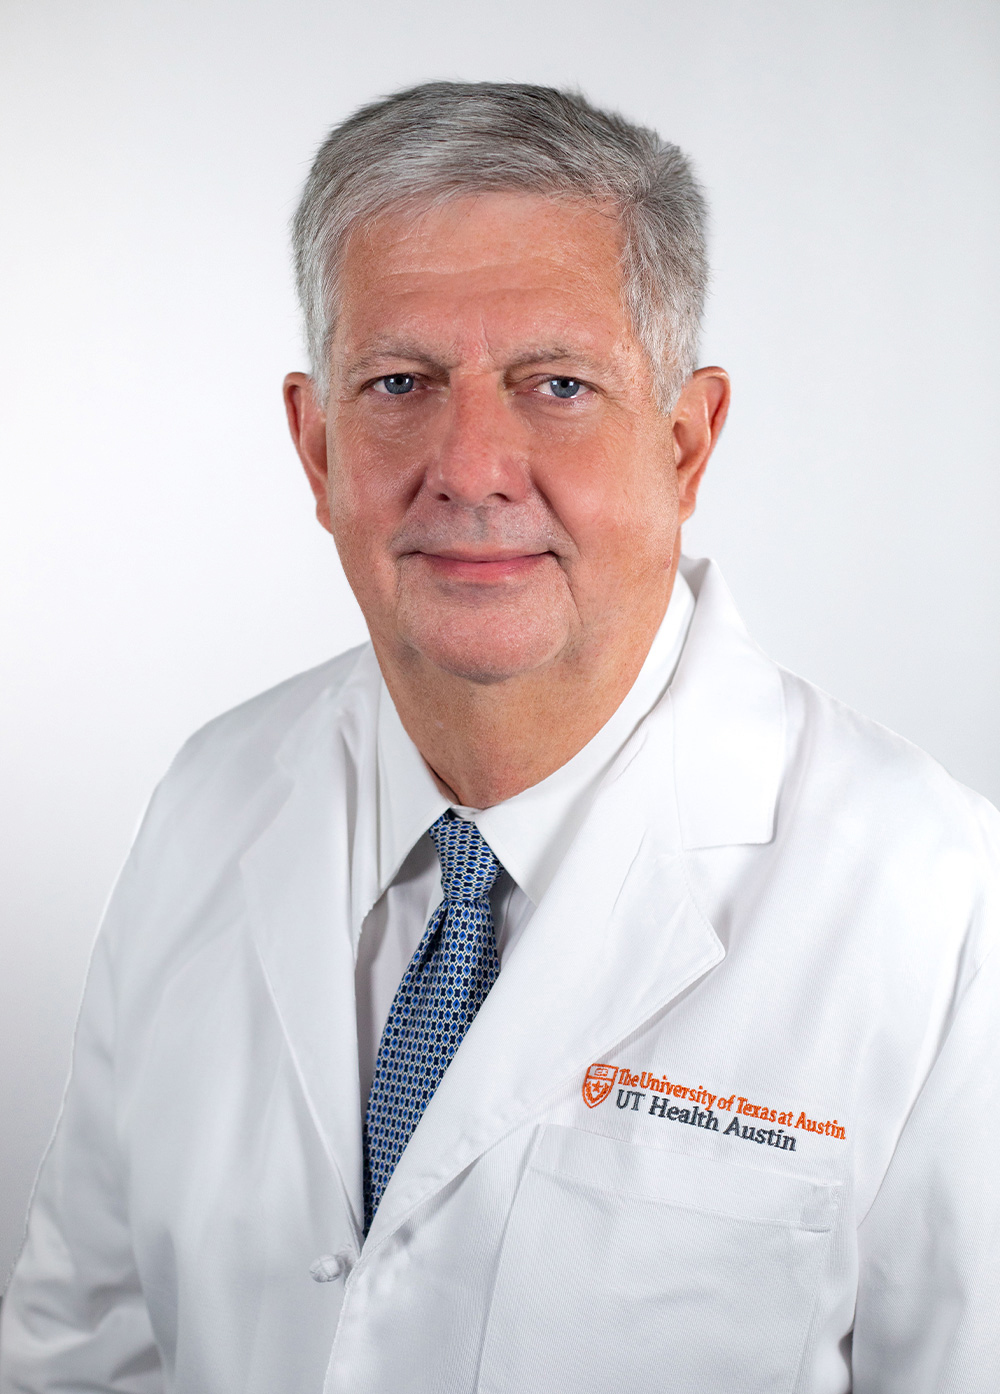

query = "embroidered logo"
[581,1061,846,1149]
[582,1062,618,1108]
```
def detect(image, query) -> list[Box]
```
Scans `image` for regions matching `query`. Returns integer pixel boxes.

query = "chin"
[401,609,569,686]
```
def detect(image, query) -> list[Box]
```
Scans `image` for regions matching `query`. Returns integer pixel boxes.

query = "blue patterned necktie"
[363,810,503,1233]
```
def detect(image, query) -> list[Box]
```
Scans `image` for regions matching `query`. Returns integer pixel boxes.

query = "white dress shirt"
[355,572,696,1102]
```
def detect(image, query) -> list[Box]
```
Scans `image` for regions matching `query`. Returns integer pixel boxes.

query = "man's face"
[294,193,715,686]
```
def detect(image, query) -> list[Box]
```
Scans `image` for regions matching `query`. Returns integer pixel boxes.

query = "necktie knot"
[428,811,502,902]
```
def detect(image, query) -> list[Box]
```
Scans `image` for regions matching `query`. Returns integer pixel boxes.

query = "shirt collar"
[376,681,450,896]
[375,570,695,906]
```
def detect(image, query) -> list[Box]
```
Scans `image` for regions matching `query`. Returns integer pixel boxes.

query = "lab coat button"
[309,1251,352,1282]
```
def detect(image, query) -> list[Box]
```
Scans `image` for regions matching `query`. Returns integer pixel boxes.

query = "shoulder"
[98,644,377,976]
[123,644,376,880]
[779,665,996,829]
[777,666,1000,939]
[172,644,372,777]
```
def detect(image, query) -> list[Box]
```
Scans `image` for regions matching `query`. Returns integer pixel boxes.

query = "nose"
[424,378,529,507]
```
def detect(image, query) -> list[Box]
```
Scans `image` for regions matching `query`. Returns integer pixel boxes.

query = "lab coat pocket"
[477,1124,839,1394]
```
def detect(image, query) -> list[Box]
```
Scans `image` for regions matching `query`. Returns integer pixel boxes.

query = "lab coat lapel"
[366,558,785,1249]
[240,652,383,1237]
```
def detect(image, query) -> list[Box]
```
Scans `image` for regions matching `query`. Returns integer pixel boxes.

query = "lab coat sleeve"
[852,933,1000,1391]
[0,926,163,1393]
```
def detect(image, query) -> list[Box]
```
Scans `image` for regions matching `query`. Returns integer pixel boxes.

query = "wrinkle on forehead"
[332,192,638,378]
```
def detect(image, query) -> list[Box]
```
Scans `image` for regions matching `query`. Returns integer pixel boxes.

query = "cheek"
[326,423,414,544]
[322,464,401,622]
[541,444,679,568]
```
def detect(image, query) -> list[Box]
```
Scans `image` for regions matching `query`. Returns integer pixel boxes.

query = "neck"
[376,592,675,810]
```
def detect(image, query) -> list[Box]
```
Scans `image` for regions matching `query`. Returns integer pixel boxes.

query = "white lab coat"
[2,557,998,1393]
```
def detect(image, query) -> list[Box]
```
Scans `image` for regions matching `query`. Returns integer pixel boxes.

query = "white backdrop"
[1,0,997,1282]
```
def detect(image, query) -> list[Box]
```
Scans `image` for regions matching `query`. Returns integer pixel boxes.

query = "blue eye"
[378,374,416,395]
[546,377,583,398]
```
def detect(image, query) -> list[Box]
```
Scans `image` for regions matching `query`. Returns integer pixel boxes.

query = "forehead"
[333,192,633,359]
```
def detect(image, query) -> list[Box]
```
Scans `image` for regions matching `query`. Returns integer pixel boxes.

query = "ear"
[671,366,731,523]
[283,372,333,534]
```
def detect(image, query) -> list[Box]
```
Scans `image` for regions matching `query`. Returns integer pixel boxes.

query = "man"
[1,81,997,1394]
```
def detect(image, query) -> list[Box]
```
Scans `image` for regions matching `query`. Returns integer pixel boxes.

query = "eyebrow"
[342,340,604,381]
[505,346,582,370]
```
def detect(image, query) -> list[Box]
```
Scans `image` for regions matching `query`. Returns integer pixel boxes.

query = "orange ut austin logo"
[582,1063,618,1108]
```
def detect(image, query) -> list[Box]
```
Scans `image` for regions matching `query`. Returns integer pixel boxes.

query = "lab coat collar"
[671,556,785,850]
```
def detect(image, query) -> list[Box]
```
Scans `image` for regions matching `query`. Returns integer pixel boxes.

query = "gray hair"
[292,81,708,411]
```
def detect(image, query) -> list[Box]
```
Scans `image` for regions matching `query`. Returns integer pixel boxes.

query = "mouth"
[409,550,552,584]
